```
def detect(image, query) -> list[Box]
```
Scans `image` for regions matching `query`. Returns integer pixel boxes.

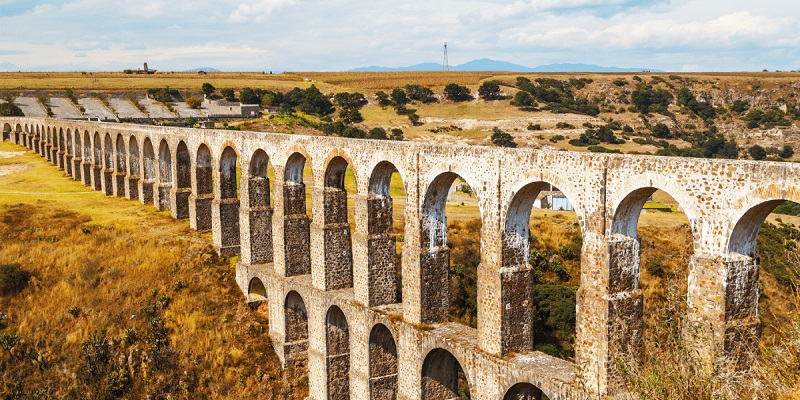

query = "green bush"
[0,264,30,295]
[0,103,24,117]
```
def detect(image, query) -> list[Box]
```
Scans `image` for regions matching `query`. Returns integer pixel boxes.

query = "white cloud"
[228,0,296,22]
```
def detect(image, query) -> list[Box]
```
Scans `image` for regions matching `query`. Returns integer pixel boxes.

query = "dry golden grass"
[0,72,306,91]
[0,142,305,399]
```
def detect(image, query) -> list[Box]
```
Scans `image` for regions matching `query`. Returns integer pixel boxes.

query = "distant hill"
[347,58,660,73]
[185,67,221,72]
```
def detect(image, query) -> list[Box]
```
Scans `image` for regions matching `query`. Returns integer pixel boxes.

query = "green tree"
[749,144,767,160]
[490,127,517,148]
[390,88,409,107]
[338,108,363,124]
[298,85,334,116]
[368,127,387,140]
[730,99,750,114]
[185,96,202,109]
[443,83,472,102]
[375,91,390,107]
[478,80,502,100]
[220,88,235,101]
[334,92,368,110]
[652,123,671,139]
[0,103,24,117]
[779,145,794,159]
[408,112,420,125]
[404,84,437,103]
[239,87,262,104]
[201,83,215,96]
[511,91,535,107]
[390,128,404,141]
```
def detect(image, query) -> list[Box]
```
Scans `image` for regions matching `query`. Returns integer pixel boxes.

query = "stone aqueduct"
[2,117,796,399]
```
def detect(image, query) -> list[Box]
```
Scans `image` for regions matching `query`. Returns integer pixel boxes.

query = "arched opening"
[284,291,309,362]
[369,323,398,399]
[64,129,73,176]
[57,128,65,170]
[283,152,311,277]
[217,146,241,254]
[79,131,89,184]
[247,149,275,264]
[14,123,21,144]
[420,172,482,327]
[322,156,355,290]
[2,123,11,142]
[326,305,350,399]
[174,141,191,219]
[102,132,114,195]
[113,135,127,197]
[421,348,470,400]
[504,383,548,400]
[247,277,267,302]
[367,161,407,306]
[127,136,140,199]
[611,187,694,374]
[46,126,54,162]
[157,140,173,211]
[725,198,800,366]
[91,132,102,191]
[194,144,213,231]
[141,138,156,205]
[34,125,41,154]
[501,182,581,358]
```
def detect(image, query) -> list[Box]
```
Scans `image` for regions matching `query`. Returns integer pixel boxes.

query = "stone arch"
[500,180,584,355]
[369,323,398,399]
[91,132,102,191]
[322,155,354,290]
[141,137,156,205]
[127,136,140,199]
[194,144,213,231]
[113,134,127,197]
[64,129,73,176]
[504,382,548,400]
[419,171,483,324]
[103,133,114,169]
[174,141,191,219]
[247,149,274,264]
[283,151,311,277]
[609,186,696,362]
[157,139,173,211]
[217,146,241,254]
[366,160,405,306]
[284,291,309,363]
[2,123,11,141]
[421,348,470,400]
[248,277,267,302]
[326,305,350,400]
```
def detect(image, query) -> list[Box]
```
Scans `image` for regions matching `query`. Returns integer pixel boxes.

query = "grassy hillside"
[0,141,307,399]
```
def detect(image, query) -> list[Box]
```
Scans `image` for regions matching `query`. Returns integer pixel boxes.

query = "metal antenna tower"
[442,42,449,71]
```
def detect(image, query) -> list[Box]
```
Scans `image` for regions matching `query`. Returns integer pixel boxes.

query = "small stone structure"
[3,117,795,399]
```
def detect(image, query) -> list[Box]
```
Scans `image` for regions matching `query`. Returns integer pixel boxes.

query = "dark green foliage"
[622,125,634,133]
[587,145,622,154]
[490,127,517,148]
[333,92,368,110]
[743,107,792,128]
[338,108,363,124]
[238,87,262,104]
[0,264,30,295]
[527,123,542,130]
[730,99,750,114]
[296,85,334,115]
[478,80,503,100]
[652,123,671,139]
[390,128,404,141]
[532,285,577,359]
[220,88,235,101]
[407,112,420,125]
[511,91,536,107]
[404,84,437,103]
[631,82,673,114]
[773,202,800,216]
[749,144,767,160]
[390,88,409,107]
[569,125,623,147]
[613,78,628,87]
[645,261,665,277]
[201,83,215,96]
[375,91,390,107]
[147,87,181,103]
[443,83,472,102]
[515,77,599,116]
[655,131,738,159]
[549,135,564,143]
[779,145,794,159]
[757,221,800,288]
[368,127,387,140]
[676,87,716,122]
[0,103,24,117]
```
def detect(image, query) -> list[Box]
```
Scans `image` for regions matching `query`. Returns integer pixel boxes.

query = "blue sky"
[0,0,798,72]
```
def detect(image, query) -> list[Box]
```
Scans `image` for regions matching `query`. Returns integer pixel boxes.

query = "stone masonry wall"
[9,116,800,399]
